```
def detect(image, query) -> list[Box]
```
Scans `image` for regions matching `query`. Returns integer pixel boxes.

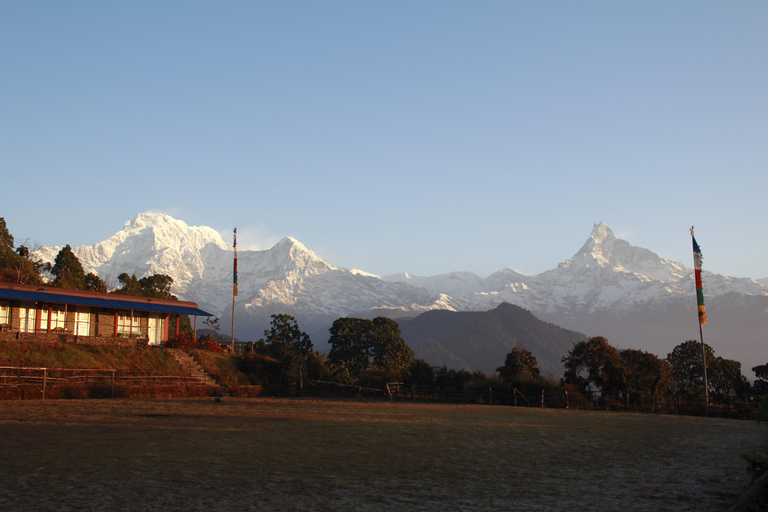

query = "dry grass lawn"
[0,398,765,511]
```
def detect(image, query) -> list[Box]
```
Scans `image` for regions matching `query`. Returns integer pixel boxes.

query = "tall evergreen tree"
[51,245,86,289]
[0,218,13,254]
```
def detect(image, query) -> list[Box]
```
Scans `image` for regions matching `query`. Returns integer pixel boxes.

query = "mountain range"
[35,212,768,376]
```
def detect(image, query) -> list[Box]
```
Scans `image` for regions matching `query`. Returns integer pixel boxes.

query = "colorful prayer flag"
[691,230,706,324]
[233,228,238,297]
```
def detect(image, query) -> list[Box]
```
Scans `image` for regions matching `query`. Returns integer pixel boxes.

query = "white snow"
[33,212,767,325]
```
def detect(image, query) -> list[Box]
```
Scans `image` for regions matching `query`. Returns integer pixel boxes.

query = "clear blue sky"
[2,1,766,278]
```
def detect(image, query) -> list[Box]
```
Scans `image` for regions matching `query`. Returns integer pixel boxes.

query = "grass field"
[0,398,765,511]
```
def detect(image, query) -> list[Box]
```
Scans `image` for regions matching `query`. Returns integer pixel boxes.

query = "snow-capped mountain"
[35,212,431,330]
[382,268,529,297]
[406,222,766,315]
[35,214,768,375]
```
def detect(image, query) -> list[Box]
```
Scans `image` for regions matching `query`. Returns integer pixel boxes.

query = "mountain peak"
[267,236,333,272]
[125,211,178,230]
[590,222,614,243]
[573,222,618,265]
[561,223,685,281]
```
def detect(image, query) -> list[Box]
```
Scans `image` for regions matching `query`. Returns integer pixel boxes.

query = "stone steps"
[166,348,219,387]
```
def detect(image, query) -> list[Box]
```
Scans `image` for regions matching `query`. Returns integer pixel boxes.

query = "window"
[0,301,9,327]
[40,306,66,331]
[117,312,140,336]
[75,309,90,336]
[18,306,36,333]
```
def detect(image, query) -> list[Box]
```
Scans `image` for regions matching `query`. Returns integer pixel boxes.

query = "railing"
[0,366,213,399]
[386,384,759,419]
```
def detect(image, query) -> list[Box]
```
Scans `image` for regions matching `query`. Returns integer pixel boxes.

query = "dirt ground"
[0,398,765,511]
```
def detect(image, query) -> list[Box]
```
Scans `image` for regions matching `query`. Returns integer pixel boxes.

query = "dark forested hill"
[398,302,587,377]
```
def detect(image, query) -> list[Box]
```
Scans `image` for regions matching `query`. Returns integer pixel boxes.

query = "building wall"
[0,330,148,347]
[0,299,169,347]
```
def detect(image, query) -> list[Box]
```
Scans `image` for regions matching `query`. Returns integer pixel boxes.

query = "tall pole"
[691,227,709,415]
[232,227,237,354]
[699,321,709,415]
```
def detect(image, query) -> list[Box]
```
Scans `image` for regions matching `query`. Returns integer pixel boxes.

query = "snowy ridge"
[382,269,528,297]
[37,212,229,293]
[412,222,767,316]
[35,213,767,319]
[33,213,767,373]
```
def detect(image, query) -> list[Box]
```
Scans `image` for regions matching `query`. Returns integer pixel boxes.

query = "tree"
[708,357,749,400]
[620,349,672,395]
[370,317,414,382]
[326,317,375,379]
[562,337,625,394]
[114,273,142,296]
[114,273,176,299]
[51,245,86,289]
[0,218,13,253]
[201,316,221,342]
[405,359,435,387]
[262,314,314,395]
[138,274,175,299]
[753,364,768,396]
[497,346,540,382]
[84,272,107,292]
[263,314,313,357]
[0,219,45,285]
[666,340,715,396]
[328,317,414,386]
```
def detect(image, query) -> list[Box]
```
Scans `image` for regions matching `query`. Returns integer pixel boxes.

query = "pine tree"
[52,245,86,289]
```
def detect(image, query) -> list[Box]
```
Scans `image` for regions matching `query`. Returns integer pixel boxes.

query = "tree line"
[231,313,768,406]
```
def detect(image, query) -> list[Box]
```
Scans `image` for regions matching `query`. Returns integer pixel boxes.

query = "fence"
[0,366,212,400]
[386,383,759,420]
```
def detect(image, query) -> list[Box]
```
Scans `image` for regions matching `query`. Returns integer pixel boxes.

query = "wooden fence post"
[42,368,47,400]
[541,389,545,408]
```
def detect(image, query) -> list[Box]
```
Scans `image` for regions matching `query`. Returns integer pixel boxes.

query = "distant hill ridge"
[400,303,586,376]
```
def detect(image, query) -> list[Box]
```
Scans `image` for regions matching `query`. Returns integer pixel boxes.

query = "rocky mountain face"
[35,213,768,375]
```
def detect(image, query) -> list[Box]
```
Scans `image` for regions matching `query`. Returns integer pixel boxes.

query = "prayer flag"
[233,228,238,297]
[691,231,706,324]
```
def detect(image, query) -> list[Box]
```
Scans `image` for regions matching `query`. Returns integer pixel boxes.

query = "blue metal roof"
[0,288,213,316]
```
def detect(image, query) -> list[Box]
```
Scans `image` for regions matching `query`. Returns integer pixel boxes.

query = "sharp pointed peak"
[590,222,615,242]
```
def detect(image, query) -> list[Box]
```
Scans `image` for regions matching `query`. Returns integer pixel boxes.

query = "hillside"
[399,303,586,376]
[0,340,183,371]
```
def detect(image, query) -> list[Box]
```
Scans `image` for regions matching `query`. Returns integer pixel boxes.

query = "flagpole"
[698,321,708,415]
[691,227,709,416]
[231,227,237,354]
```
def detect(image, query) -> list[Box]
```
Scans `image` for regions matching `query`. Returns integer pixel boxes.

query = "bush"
[199,338,226,353]
[166,334,225,353]
[165,333,198,350]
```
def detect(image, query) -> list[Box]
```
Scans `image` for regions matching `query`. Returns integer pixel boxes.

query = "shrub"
[199,338,226,353]
[165,333,198,350]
